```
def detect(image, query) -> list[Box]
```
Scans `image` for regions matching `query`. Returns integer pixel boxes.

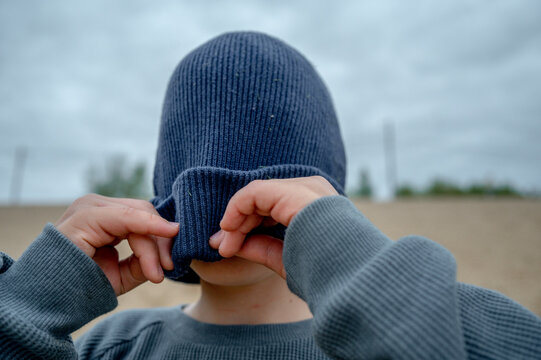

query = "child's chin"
[189,257,277,287]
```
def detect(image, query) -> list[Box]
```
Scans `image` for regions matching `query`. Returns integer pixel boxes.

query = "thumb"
[93,246,148,296]
[234,234,286,280]
[92,246,121,293]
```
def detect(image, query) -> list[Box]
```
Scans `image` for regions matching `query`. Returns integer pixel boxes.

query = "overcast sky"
[1,0,540,204]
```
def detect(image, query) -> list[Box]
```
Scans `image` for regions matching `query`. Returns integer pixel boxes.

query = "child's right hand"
[53,194,179,296]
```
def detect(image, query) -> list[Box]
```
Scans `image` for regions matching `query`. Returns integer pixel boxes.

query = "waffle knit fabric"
[1,195,540,358]
[149,31,347,282]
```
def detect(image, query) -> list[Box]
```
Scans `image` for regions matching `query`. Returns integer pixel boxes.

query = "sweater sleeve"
[0,223,118,360]
[283,195,541,359]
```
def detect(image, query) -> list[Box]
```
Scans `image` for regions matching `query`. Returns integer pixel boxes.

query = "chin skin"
[190,257,277,287]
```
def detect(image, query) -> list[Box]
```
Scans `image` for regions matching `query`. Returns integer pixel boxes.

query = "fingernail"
[168,221,180,228]
[209,230,225,248]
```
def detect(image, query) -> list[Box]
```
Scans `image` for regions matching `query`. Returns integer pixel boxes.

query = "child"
[1,31,540,359]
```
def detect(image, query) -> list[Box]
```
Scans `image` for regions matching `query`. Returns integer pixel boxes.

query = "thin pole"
[383,121,397,199]
[9,146,28,205]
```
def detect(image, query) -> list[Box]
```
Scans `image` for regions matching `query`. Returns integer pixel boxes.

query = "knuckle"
[132,199,156,213]
[72,195,87,206]
[73,205,92,219]
[121,206,137,218]
[242,179,265,195]
[84,193,100,201]
[135,198,150,206]
[147,212,159,223]
[311,175,327,184]
[250,179,265,187]
[309,175,337,194]
[142,200,156,210]
[74,193,99,207]
[145,212,162,230]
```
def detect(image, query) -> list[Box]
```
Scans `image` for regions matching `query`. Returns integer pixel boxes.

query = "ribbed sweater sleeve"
[283,195,541,359]
[0,223,118,360]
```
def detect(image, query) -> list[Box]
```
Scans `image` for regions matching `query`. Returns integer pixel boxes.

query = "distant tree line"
[86,155,151,199]
[87,160,527,201]
[395,179,522,198]
[352,169,525,199]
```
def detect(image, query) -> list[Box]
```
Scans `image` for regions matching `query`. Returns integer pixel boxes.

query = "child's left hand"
[208,175,339,279]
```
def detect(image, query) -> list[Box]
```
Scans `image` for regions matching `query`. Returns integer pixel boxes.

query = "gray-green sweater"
[1,195,540,359]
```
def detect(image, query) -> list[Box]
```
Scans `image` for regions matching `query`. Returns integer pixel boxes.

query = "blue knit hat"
[150,31,347,283]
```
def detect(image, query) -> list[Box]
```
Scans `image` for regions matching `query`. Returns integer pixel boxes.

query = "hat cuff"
[150,164,345,283]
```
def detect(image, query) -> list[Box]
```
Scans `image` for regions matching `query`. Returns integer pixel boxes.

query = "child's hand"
[208,176,339,279]
[54,194,179,296]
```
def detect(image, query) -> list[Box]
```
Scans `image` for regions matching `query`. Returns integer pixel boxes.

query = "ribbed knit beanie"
[150,31,347,283]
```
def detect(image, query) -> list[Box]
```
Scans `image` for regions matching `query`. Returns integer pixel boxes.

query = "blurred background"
[1,0,540,336]
[1,0,540,203]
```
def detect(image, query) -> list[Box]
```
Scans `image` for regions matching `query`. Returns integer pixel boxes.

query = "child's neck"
[183,273,312,325]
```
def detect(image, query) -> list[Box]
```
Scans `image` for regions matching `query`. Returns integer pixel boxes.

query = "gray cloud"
[1,0,540,203]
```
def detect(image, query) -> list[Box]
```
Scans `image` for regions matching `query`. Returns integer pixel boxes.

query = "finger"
[218,214,263,258]
[93,246,122,294]
[81,196,164,220]
[235,234,286,280]
[55,195,132,229]
[219,181,270,231]
[118,254,147,295]
[99,197,158,215]
[98,198,175,270]
[220,180,293,232]
[55,193,111,227]
[127,233,164,283]
[103,199,175,270]
[77,206,179,248]
[154,235,174,271]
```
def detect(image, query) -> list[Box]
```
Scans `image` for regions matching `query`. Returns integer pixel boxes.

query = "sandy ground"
[1,198,540,340]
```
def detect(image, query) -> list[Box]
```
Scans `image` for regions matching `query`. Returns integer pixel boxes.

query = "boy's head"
[151,31,346,283]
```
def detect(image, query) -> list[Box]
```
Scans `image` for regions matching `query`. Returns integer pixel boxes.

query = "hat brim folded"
[150,164,345,283]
